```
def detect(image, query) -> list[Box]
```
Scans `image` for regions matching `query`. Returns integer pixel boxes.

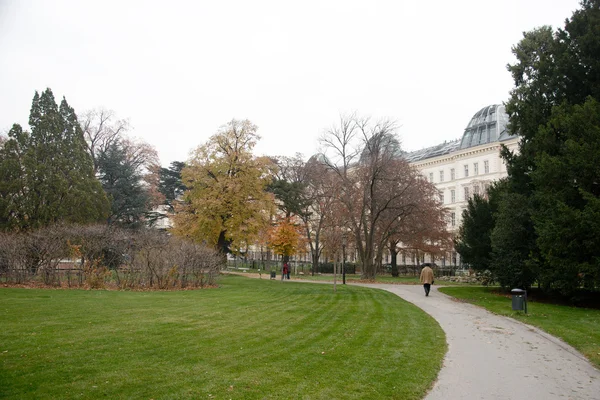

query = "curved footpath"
[356,283,600,400]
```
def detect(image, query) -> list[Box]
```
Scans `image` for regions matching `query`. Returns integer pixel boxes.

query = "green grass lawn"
[248,271,422,285]
[439,286,600,368]
[1,275,445,399]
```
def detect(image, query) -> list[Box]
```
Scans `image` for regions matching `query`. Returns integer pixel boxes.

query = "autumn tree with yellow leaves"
[172,119,275,258]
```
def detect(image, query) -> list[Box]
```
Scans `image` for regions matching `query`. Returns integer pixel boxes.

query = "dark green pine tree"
[0,124,31,229]
[57,94,110,223]
[97,140,149,228]
[267,179,310,218]
[158,161,186,212]
[454,194,495,273]
[499,0,600,295]
[0,88,109,231]
[531,99,600,294]
[490,192,538,290]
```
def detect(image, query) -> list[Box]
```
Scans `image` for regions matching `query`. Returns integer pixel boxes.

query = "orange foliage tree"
[268,217,303,265]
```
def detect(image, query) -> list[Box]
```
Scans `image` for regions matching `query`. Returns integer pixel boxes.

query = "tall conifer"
[0,88,109,230]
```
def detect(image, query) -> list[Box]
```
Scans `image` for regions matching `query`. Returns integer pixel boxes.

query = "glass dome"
[404,104,516,162]
[459,104,512,150]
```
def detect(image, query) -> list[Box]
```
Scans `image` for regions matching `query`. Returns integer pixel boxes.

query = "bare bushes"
[127,231,221,289]
[0,225,70,285]
[0,232,30,284]
[0,224,223,289]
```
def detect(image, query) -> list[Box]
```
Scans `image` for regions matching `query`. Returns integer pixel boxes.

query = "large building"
[406,104,518,266]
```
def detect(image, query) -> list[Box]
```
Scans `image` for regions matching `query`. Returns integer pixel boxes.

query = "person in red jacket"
[282,263,289,281]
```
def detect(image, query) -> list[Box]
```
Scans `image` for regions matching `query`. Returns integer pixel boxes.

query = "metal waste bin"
[511,288,527,313]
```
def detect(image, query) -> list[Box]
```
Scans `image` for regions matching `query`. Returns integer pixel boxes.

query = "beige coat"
[420,266,434,284]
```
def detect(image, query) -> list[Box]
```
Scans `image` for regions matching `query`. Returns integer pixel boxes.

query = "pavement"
[355,283,600,400]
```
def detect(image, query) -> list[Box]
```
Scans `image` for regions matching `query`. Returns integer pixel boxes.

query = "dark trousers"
[423,283,431,296]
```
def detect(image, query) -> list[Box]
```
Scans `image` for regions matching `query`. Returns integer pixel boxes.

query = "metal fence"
[226,259,463,277]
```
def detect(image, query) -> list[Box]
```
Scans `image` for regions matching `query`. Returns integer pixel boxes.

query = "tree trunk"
[310,231,321,276]
[390,244,399,277]
[333,256,337,292]
[217,230,231,266]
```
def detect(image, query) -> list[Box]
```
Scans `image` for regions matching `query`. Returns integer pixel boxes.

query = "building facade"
[405,104,518,267]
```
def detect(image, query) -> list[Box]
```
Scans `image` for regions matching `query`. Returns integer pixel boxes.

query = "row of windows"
[382,251,459,266]
[438,184,489,205]
[428,160,490,183]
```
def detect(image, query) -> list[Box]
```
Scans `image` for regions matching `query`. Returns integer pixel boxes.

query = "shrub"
[0,224,223,289]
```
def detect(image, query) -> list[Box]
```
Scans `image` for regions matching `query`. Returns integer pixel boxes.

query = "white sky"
[0,0,582,166]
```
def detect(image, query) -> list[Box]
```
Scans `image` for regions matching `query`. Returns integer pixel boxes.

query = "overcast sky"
[0,0,582,165]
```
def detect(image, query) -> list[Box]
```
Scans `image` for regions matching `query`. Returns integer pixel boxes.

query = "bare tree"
[300,155,339,275]
[320,114,446,279]
[122,138,164,211]
[82,108,164,226]
[79,109,129,173]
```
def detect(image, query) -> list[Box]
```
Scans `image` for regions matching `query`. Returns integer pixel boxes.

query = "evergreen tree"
[267,179,309,219]
[158,161,186,212]
[0,124,31,228]
[454,194,494,273]
[500,0,600,294]
[97,140,149,228]
[0,89,109,230]
[531,99,600,293]
[490,192,538,290]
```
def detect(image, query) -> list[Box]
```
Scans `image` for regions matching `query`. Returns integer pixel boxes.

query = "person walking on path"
[420,264,434,296]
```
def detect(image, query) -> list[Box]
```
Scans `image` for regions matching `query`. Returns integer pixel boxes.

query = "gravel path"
[355,283,600,400]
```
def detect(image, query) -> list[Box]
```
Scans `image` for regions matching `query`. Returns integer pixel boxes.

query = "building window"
[484,160,489,174]
[429,172,434,182]
[451,212,456,227]
[439,192,444,204]
[439,170,444,182]
[464,187,470,200]
[464,164,469,177]
[451,189,455,203]
[474,162,479,175]
[450,168,455,180]
[474,186,480,196]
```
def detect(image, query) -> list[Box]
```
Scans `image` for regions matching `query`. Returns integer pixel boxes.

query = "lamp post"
[342,235,347,285]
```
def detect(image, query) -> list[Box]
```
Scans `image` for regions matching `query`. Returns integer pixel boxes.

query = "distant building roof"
[405,104,517,163]
[403,140,461,162]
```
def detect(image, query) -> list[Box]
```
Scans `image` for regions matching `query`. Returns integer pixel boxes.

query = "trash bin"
[511,288,527,313]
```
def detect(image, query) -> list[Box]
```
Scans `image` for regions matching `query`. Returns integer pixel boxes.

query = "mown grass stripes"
[1,275,445,399]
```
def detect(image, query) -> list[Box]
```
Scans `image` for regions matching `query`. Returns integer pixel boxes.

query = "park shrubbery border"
[0,224,222,289]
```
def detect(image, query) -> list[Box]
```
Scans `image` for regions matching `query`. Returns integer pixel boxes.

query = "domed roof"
[459,104,513,150]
